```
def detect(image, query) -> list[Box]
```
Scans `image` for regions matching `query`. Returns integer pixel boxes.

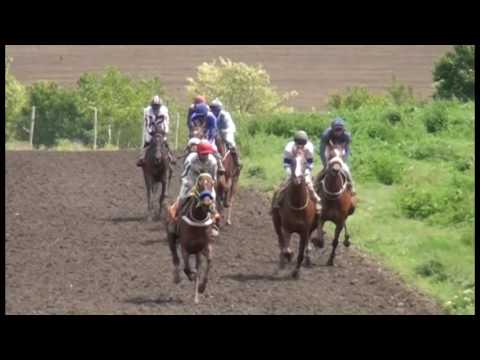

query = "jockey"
[318,117,355,194]
[137,95,175,167]
[272,131,322,214]
[209,98,242,168]
[174,142,221,234]
[189,103,226,174]
[182,137,201,172]
[186,95,207,129]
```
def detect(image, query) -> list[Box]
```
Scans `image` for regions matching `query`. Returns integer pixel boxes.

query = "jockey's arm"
[206,115,217,141]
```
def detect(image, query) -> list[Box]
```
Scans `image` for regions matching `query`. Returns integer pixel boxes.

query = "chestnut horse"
[215,136,241,225]
[271,149,318,278]
[166,173,216,304]
[314,141,357,266]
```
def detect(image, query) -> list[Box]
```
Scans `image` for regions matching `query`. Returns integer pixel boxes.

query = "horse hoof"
[173,273,181,284]
[292,269,300,279]
[326,259,334,266]
[285,252,294,263]
[304,258,312,268]
[198,283,207,294]
[343,240,351,247]
[226,220,232,226]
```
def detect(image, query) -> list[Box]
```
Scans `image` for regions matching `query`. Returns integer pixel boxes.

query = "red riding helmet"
[197,142,214,156]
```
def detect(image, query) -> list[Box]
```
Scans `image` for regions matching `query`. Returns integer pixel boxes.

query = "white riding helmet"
[210,98,223,109]
[151,95,162,106]
[188,137,201,147]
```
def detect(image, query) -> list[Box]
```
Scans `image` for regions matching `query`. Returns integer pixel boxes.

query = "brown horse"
[215,136,241,225]
[141,129,172,221]
[314,141,357,266]
[271,149,318,278]
[166,173,216,304]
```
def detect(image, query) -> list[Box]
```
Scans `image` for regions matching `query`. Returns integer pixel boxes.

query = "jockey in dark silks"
[318,117,356,194]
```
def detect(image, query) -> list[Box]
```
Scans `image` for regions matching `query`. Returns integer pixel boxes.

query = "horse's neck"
[324,171,344,192]
[189,201,210,221]
[288,181,308,207]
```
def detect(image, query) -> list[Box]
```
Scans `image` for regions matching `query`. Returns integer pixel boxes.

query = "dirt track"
[6,45,451,109]
[5,151,443,314]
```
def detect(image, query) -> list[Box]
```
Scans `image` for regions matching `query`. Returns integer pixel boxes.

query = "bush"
[328,87,388,110]
[186,57,297,114]
[415,260,448,282]
[371,153,404,185]
[398,185,446,219]
[433,45,475,102]
[5,56,27,142]
[387,77,415,105]
[422,102,449,133]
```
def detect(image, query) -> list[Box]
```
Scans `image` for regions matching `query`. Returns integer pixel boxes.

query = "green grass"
[236,99,474,315]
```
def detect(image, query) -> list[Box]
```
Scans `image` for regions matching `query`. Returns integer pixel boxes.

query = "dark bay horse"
[314,141,357,266]
[166,173,216,304]
[141,129,172,221]
[271,149,318,278]
[215,136,241,225]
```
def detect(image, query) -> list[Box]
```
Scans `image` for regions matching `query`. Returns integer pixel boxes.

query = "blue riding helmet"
[194,103,209,117]
[331,117,345,130]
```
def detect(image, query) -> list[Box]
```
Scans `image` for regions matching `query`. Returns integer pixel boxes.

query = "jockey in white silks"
[272,130,322,214]
[137,95,175,166]
[209,98,242,168]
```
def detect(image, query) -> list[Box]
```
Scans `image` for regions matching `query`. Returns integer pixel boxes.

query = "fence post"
[93,107,98,150]
[108,122,112,146]
[175,112,180,151]
[29,106,35,149]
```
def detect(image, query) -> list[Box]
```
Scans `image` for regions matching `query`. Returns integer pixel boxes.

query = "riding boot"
[136,146,148,167]
[344,171,356,196]
[307,185,323,215]
[215,153,226,175]
[230,148,242,169]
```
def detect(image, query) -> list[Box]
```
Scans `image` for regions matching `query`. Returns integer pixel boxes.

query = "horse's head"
[290,149,308,186]
[195,173,215,208]
[151,128,168,163]
[326,140,346,175]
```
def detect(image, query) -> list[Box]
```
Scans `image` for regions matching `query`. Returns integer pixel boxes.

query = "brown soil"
[6,45,451,109]
[5,151,443,314]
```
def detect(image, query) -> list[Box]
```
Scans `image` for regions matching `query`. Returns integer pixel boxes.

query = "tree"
[19,81,88,147]
[186,57,298,114]
[433,45,475,102]
[5,56,27,141]
[77,67,169,148]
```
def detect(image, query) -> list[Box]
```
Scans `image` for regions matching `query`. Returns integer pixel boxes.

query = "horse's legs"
[199,244,212,294]
[182,247,194,281]
[343,222,351,247]
[314,219,326,248]
[168,232,181,284]
[305,240,313,268]
[272,211,287,269]
[158,180,166,217]
[282,229,293,263]
[327,222,343,266]
[226,206,233,226]
[194,253,201,304]
[144,175,153,220]
[292,231,308,279]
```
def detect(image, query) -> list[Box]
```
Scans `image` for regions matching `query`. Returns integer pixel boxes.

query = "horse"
[271,149,319,278]
[189,118,206,140]
[166,173,216,304]
[314,141,357,266]
[215,136,241,225]
[141,129,172,221]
